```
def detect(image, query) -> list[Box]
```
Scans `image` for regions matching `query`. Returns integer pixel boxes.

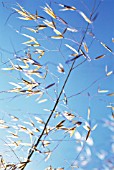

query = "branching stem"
[21,22,90,170]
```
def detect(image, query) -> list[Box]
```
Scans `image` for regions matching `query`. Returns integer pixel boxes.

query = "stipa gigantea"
[0,0,114,170]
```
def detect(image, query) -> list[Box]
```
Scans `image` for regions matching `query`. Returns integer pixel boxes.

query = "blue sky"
[0,0,114,170]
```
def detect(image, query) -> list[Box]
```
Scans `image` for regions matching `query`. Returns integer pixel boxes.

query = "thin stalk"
[21,22,89,170]
[21,0,102,167]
